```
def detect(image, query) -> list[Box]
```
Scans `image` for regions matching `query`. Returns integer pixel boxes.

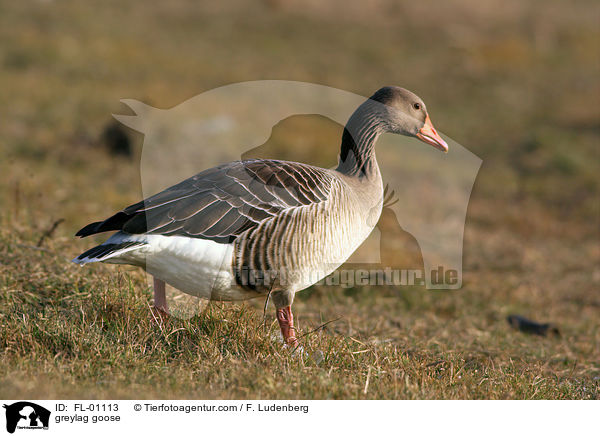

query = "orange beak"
[416,115,448,152]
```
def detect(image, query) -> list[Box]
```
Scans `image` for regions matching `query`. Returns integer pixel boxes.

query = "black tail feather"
[75,212,132,237]
[73,241,146,263]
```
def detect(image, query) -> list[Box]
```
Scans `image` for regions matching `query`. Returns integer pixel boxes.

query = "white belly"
[107,234,256,301]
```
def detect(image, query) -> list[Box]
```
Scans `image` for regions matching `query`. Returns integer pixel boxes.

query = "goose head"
[369,86,448,152]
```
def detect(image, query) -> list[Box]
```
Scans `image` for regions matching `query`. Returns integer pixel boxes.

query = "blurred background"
[0,0,598,398]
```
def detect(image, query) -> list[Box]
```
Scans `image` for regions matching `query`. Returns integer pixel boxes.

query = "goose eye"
[413,103,421,110]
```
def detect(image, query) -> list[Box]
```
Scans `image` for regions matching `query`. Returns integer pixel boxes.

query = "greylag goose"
[73,86,448,347]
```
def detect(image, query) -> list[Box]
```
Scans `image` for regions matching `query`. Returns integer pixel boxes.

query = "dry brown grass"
[0,0,598,399]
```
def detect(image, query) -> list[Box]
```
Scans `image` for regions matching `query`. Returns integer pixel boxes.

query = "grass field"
[1,0,599,399]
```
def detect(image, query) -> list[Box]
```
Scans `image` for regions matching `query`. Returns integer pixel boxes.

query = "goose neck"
[336,103,385,178]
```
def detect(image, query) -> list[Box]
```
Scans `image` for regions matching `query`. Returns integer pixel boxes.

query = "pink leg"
[276,305,299,347]
[153,277,168,314]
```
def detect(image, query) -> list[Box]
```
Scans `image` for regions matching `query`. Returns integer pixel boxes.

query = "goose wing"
[75,159,335,244]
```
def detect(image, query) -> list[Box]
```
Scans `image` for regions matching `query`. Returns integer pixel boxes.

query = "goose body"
[74,86,448,346]
[75,160,383,300]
